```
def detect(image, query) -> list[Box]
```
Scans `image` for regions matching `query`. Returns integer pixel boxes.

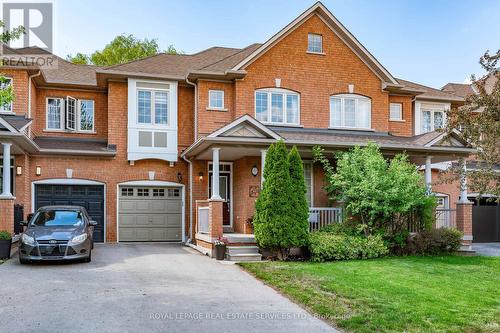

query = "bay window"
[330,94,371,129]
[255,88,300,125]
[422,109,444,133]
[137,89,169,125]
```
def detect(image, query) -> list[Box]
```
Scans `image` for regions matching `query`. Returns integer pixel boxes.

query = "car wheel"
[85,251,92,263]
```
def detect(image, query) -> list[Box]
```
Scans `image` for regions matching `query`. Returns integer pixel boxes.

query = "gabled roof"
[396,78,464,102]
[231,2,399,85]
[0,114,32,132]
[441,83,475,98]
[207,114,281,140]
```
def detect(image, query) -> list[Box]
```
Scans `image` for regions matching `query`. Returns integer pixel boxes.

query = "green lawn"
[240,256,500,333]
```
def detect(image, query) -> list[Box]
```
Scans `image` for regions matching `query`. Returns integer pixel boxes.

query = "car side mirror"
[89,220,98,227]
[19,221,28,227]
[27,213,33,221]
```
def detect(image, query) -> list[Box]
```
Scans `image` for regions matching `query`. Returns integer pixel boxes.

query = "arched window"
[330,94,371,129]
[255,88,300,125]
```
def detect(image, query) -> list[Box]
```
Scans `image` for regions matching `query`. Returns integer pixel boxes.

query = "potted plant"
[0,230,12,260]
[214,237,228,260]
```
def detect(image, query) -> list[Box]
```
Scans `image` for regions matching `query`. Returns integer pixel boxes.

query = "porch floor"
[223,233,255,244]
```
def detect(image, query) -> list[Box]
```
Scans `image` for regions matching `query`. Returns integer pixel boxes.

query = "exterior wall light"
[198,172,204,181]
[251,165,259,177]
[16,166,22,176]
[177,172,182,183]
[35,166,42,176]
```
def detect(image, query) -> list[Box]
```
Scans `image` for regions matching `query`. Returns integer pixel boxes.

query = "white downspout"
[182,154,194,243]
[27,71,41,138]
[185,77,198,142]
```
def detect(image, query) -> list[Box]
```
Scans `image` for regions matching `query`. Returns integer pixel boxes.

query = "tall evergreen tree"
[254,141,308,259]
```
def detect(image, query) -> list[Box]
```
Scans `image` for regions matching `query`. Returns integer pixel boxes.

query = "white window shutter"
[66,96,77,130]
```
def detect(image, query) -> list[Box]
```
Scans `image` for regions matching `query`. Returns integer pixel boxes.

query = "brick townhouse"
[0,2,481,256]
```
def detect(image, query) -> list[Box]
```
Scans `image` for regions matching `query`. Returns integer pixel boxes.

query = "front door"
[209,169,231,227]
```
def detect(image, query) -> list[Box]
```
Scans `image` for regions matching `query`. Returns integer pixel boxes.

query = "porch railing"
[309,207,342,232]
[435,208,456,229]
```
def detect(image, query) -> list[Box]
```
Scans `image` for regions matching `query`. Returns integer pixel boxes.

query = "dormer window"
[307,33,323,53]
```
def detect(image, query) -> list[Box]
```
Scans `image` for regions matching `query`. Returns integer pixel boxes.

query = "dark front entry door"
[208,173,231,226]
[34,184,105,242]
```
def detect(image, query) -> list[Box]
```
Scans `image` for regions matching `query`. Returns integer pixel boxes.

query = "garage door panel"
[118,186,182,242]
[35,184,105,243]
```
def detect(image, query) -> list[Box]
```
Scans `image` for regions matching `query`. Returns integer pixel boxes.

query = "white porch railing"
[309,207,342,232]
[198,207,209,234]
[435,208,456,229]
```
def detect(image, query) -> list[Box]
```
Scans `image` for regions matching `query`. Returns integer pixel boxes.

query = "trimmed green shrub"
[405,228,463,255]
[319,222,361,236]
[309,232,388,262]
[0,230,12,240]
[254,141,309,259]
[287,146,310,246]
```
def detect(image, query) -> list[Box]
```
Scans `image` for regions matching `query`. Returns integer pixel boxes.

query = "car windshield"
[31,210,84,227]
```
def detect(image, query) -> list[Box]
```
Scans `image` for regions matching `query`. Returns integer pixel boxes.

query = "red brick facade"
[0,8,467,244]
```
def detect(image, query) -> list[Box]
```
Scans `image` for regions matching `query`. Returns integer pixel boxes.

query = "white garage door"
[118,186,182,242]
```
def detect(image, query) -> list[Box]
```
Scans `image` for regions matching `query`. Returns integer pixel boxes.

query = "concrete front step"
[226,245,260,255]
[226,253,262,262]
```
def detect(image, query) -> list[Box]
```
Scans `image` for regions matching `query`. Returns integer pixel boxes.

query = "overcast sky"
[51,0,500,88]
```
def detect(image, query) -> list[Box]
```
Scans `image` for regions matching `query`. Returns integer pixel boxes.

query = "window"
[153,188,165,197]
[47,98,63,129]
[255,89,300,125]
[137,188,150,197]
[208,90,224,109]
[121,188,134,196]
[330,94,371,129]
[421,109,444,133]
[0,77,12,112]
[307,33,323,53]
[303,162,313,207]
[46,97,95,132]
[79,100,94,131]
[390,103,403,121]
[137,89,169,125]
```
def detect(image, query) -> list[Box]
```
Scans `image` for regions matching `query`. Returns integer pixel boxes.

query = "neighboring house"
[0,2,478,255]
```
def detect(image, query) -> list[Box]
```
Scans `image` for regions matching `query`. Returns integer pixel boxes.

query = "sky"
[50,0,500,88]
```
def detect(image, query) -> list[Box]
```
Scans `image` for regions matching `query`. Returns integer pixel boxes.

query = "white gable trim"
[425,129,467,147]
[207,115,281,140]
[232,2,398,85]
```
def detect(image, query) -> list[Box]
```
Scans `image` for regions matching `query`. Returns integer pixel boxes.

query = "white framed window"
[46,98,64,130]
[0,77,13,113]
[78,100,94,132]
[208,90,224,110]
[46,97,95,132]
[390,103,403,121]
[330,94,371,129]
[303,161,313,207]
[255,88,300,125]
[307,33,323,53]
[422,109,444,133]
[137,89,169,125]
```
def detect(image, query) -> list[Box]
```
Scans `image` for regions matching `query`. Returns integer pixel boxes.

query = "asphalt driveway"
[0,243,336,333]
[472,243,500,256]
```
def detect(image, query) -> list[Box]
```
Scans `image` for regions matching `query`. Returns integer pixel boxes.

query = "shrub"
[309,232,388,262]
[254,141,309,259]
[0,230,12,240]
[405,228,463,255]
[319,221,361,236]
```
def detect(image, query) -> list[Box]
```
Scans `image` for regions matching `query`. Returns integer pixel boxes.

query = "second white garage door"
[118,186,182,242]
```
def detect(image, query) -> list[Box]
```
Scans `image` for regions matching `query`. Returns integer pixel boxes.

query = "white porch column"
[459,157,470,203]
[1,143,12,197]
[424,155,432,194]
[210,147,222,200]
[260,149,267,187]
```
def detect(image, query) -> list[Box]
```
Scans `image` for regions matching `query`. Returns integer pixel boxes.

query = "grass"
[240,256,500,333]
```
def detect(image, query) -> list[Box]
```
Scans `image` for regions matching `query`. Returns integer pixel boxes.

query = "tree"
[313,143,434,236]
[66,34,181,66]
[0,20,25,109]
[253,141,309,259]
[445,50,500,199]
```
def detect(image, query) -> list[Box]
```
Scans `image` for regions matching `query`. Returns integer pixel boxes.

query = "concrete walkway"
[0,243,337,333]
[472,243,500,256]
